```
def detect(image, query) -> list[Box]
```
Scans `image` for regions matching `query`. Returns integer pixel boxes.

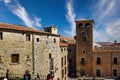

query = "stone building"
[0,23,68,80]
[60,36,76,77]
[75,19,120,78]
[60,42,68,80]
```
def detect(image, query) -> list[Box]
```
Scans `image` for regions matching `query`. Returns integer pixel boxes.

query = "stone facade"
[60,42,68,80]
[76,20,94,77]
[0,30,33,75]
[75,19,120,78]
[0,23,68,80]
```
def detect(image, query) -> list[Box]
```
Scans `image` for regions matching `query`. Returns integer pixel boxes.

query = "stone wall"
[0,31,33,75]
[34,34,62,80]
[0,25,68,80]
[60,46,68,80]
[93,52,120,77]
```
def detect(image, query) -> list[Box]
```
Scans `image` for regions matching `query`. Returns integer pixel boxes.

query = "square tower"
[44,25,58,34]
[75,19,94,77]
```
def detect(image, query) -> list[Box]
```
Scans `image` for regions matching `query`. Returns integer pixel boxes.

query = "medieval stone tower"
[75,20,94,77]
[44,25,58,34]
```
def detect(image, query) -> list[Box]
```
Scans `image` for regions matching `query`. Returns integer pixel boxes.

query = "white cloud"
[93,0,116,21]
[34,16,41,27]
[65,0,76,36]
[3,0,11,3]
[92,0,120,42]
[106,20,120,36]
[3,0,41,28]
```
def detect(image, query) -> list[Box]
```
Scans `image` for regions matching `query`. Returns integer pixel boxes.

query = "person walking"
[23,70,31,80]
[47,74,52,80]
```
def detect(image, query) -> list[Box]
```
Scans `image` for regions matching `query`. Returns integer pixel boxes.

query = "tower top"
[44,25,58,34]
[75,19,94,23]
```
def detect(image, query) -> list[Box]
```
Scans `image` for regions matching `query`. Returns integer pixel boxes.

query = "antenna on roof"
[114,40,117,44]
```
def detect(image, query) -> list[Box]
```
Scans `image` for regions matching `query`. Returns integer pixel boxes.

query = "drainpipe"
[32,34,35,74]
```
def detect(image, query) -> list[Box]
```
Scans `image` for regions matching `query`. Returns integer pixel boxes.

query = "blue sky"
[0,0,120,42]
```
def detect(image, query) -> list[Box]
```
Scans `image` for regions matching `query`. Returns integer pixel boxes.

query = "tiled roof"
[60,42,68,47]
[61,36,75,41]
[0,22,60,36]
[94,42,114,46]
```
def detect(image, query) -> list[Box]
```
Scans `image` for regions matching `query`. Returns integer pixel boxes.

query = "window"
[85,23,91,27]
[61,57,63,67]
[113,69,117,76]
[81,32,87,41]
[80,69,85,76]
[79,23,84,27]
[64,48,66,51]
[36,38,39,42]
[96,69,101,76]
[54,38,56,43]
[83,50,86,54]
[0,32,3,40]
[81,32,85,36]
[80,58,85,64]
[64,56,66,65]
[11,54,19,63]
[47,29,50,32]
[61,48,63,52]
[49,54,51,59]
[113,57,118,64]
[26,34,31,41]
[96,57,101,64]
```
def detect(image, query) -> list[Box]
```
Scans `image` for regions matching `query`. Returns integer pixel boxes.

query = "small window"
[54,38,56,43]
[80,69,85,76]
[80,58,85,64]
[0,32,3,40]
[64,48,66,51]
[64,56,66,65]
[113,57,118,64]
[61,57,63,67]
[47,29,50,32]
[81,32,85,36]
[96,69,101,76]
[79,23,84,27]
[83,50,86,54]
[11,54,19,63]
[36,38,39,42]
[26,34,31,41]
[113,69,117,76]
[85,23,91,27]
[61,48,63,52]
[96,57,101,64]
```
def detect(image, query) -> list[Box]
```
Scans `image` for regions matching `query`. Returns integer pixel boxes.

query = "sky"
[0,0,120,42]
